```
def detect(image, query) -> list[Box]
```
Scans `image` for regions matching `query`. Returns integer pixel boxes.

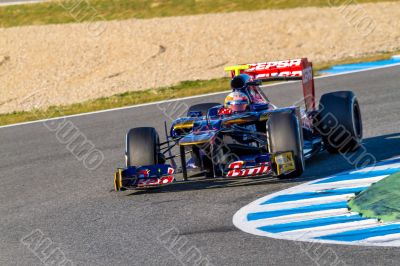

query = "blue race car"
[114,58,363,191]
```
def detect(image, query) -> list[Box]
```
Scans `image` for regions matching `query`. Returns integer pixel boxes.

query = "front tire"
[126,127,159,167]
[267,111,304,179]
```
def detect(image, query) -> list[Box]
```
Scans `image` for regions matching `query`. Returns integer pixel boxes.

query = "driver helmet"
[224,91,250,112]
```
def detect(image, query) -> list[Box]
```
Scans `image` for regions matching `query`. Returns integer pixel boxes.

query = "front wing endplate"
[273,152,296,175]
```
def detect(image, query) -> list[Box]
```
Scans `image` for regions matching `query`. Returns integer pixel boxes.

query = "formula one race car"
[114,58,363,191]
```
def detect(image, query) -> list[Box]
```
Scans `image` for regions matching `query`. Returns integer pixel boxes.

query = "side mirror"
[188,111,203,117]
[247,80,262,86]
[251,104,269,111]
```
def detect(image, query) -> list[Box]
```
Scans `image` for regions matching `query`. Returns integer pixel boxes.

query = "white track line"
[283,179,385,193]
[245,208,351,227]
[243,197,347,213]
[1,63,400,130]
[254,194,356,211]
[0,0,44,6]
[354,163,400,172]
[243,198,348,213]
[304,176,389,190]
[280,219,379,239]
[361,232,400,245]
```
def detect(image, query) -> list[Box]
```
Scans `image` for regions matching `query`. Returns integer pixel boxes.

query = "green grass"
[349,172,400,223]
[0,0,395,28]
[0,51,398,127]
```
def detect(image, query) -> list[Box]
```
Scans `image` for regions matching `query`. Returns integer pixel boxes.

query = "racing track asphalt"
[1,65,400,266]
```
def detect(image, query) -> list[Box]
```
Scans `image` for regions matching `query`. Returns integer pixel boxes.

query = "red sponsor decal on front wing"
[138,169,150,178]
[227,161,271,177]
[137,175,174,187]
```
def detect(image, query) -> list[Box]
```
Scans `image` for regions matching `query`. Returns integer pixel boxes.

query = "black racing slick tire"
[267,111,305,179]
[317,91,363,154]
[187,103,221,117]
[126,127,159,167]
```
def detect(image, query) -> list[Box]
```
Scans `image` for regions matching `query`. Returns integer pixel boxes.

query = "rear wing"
[224,58,316,111]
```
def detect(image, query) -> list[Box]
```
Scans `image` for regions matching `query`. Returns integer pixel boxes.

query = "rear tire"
[126,127,159,167]
[317,91,362,154]
[267,111,304,179]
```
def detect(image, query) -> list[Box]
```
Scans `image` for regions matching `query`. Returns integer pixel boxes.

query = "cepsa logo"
[227,161,271,177]
[247,59,302,71]
[245,59,303,79]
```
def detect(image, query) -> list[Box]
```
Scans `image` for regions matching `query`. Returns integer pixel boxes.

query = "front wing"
[113,152,296,191]
[114,164,175,191]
